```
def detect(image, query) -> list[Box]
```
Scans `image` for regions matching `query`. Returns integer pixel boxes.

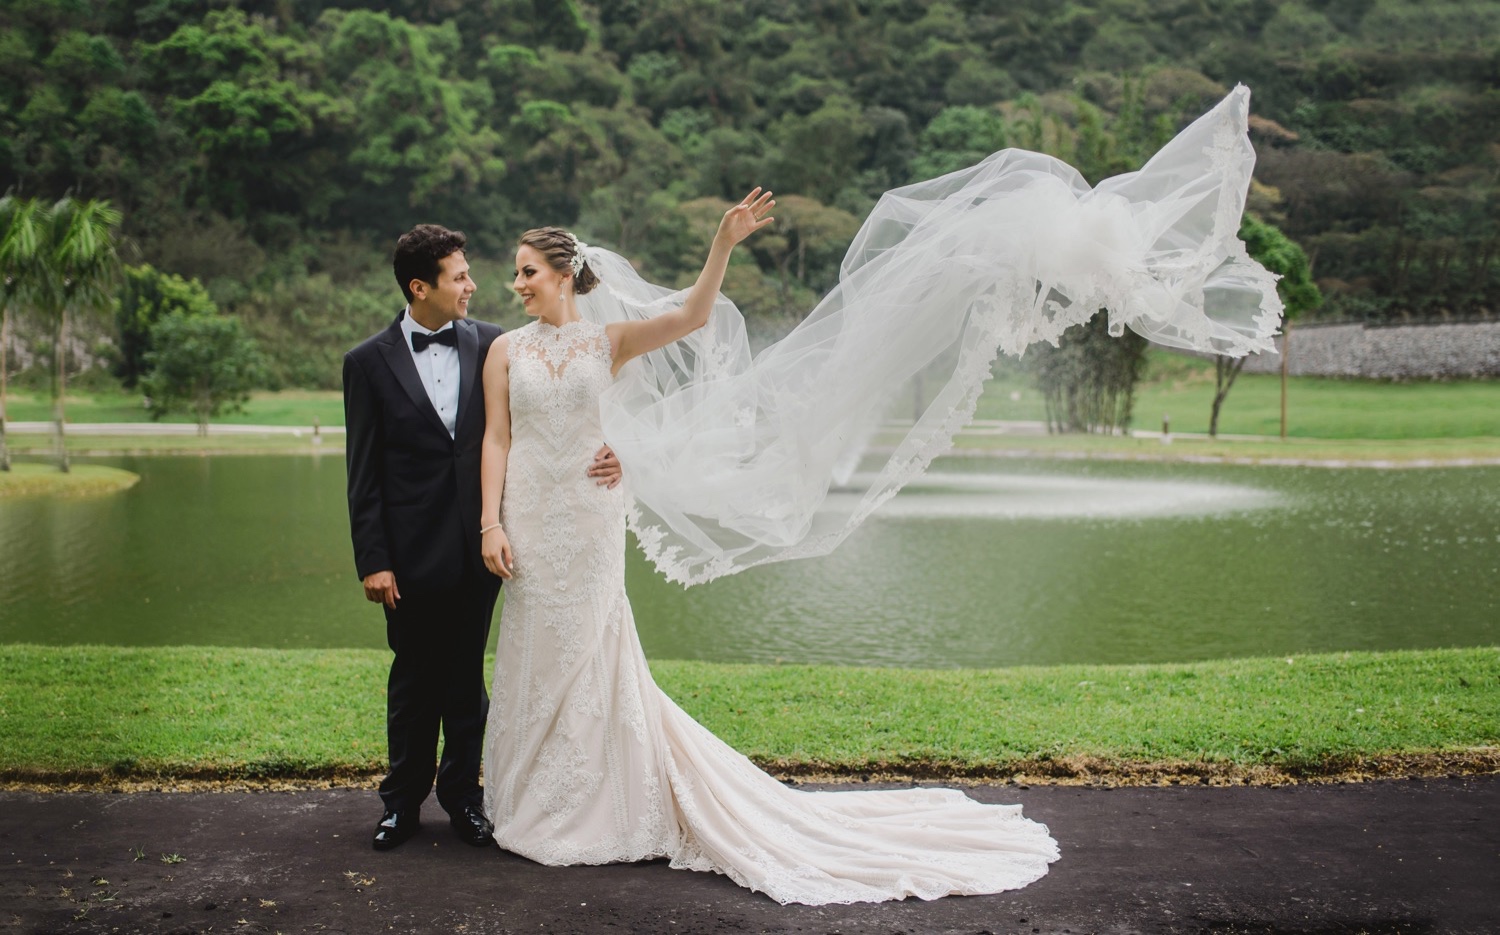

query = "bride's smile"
[512,243,573,324]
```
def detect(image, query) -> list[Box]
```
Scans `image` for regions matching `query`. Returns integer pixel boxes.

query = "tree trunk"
[0,308,10,472]
[197,385,211,437]
[1280,321,1291,440]
[775,253,793,316]
[53,309,70,473]
[1209,355,1247,438]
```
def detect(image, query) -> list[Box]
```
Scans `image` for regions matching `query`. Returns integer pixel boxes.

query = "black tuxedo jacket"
[343,313,504,593]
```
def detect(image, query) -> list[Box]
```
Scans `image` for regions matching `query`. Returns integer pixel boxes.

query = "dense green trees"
[113,264,221,388]
[0,0,1492,396]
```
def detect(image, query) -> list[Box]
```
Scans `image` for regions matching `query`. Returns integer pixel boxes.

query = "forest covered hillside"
[3,0,1495,387]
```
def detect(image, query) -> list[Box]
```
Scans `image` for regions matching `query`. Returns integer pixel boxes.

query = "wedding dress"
[481,318,1060,904]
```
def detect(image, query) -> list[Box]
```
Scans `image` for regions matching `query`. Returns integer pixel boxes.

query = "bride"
[477,85,1280,904]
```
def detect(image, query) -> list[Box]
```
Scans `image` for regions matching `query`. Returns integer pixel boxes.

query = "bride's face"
[512,244,569,318]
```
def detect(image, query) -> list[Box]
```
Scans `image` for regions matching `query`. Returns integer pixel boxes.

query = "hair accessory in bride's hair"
[568,233,589,276]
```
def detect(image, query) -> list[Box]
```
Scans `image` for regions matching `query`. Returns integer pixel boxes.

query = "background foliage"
[2,0,1495,389]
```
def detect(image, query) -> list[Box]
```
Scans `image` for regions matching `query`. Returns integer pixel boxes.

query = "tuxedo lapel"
[376,314,451,439]
[453,318,479,436]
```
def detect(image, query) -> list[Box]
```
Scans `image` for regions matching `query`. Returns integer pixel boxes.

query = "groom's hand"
[589,445,622,489]
[363,570,400,609]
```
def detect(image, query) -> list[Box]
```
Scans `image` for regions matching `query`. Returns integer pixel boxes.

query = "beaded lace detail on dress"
[481,318,1058,904]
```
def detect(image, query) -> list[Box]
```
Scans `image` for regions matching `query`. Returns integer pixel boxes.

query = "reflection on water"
[1,454,1497,667]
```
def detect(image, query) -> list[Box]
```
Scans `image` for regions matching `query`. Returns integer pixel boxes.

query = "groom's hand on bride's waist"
[589,445,622,489]
[363,571,400,609]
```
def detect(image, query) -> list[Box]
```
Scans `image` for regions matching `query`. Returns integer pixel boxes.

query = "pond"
[1,454,1497,668]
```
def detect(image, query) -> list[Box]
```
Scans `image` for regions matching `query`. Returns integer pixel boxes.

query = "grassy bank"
[980,353,1500,439]
[5,432,338,456]
[1,645,1494,786]
[3,389,345,427]
[8,359,1499,440]
[11,428,1500,468]
[948,433,1500,465]
[2,360,1495,464]
[10,431,1500,465]
[0,463,140,497]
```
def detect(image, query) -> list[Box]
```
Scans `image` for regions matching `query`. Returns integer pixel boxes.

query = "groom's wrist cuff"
[355,551,391,581]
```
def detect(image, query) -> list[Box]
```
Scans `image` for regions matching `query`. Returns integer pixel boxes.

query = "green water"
[1,454,1496,667]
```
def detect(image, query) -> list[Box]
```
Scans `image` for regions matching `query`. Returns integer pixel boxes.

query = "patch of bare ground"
[3,748,1495,793]
[770,748,1500,787]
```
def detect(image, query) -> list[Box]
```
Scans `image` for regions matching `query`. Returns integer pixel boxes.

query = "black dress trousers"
[378,569,502,816]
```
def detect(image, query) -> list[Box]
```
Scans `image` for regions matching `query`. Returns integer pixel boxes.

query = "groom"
[344,224,619,852]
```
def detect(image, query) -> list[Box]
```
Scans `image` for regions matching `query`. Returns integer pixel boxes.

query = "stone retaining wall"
[1238,320,1500,379]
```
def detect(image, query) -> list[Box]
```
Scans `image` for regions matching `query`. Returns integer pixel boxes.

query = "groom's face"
[413,251,476,324]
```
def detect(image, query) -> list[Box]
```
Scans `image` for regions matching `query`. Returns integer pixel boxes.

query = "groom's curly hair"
[394,224,468,303]
[518,227,599,295]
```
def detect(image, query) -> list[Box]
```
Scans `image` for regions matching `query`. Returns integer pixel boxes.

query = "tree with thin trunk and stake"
[1209,216,1322,438]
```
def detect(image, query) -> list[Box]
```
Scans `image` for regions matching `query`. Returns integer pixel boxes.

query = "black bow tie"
[410,328,457,352]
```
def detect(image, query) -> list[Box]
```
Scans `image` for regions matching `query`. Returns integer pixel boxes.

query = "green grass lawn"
[4,354,1496,442]
[12,431,1500,464]
[5,432,338,456]
[1,645,1494,783]
[6,359,1499,461]
[978,352,1500,439]
[948,432,1500,463]
[2,388,345,427]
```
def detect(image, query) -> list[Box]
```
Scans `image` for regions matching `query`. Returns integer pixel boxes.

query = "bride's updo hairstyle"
[518,227,600,296]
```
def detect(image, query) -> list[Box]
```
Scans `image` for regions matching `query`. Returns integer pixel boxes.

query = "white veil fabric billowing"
[576,84,1283,587]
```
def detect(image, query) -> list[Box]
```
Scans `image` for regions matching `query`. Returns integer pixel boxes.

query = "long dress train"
[482,318,1060,905]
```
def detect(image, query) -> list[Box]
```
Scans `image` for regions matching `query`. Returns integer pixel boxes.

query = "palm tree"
[0,195,46,473]
[39,197,124,472]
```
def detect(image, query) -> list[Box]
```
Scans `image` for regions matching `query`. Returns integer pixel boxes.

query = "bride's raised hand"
[717,187,775,247]
[607,186,773,373]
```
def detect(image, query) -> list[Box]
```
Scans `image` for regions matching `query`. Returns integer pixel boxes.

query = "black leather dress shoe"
[450,804,495,847]
[372,810,419,851]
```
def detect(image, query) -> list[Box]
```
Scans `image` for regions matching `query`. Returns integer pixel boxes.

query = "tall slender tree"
[0,195,46,472]
[39,197,123,472]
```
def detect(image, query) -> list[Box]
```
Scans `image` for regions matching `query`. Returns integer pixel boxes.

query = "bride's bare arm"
[480,336,515,579]
[607,188,774,375]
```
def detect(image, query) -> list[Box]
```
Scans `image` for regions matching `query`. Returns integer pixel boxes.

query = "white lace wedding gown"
[481,318,1059,905]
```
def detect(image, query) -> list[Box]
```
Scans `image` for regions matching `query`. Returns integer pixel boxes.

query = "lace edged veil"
[578,84,1283,586]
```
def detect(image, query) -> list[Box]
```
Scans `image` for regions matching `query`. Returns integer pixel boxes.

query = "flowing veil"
[577,84,1283,586]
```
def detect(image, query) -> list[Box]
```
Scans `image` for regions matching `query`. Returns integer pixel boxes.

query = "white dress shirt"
[400,308,460,438]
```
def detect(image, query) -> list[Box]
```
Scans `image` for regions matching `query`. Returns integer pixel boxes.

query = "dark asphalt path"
[3,777,1496,934]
